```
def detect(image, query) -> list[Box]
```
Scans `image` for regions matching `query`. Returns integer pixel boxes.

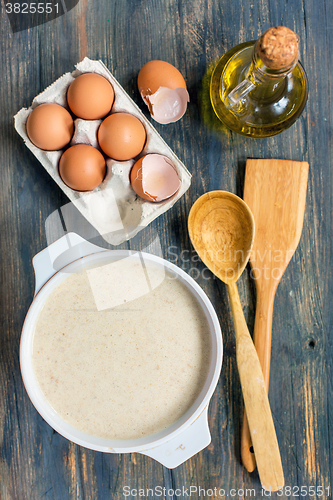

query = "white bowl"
[20,233,223,468]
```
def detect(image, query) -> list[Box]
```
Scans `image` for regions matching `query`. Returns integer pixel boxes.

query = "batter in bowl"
[32,257,212,440]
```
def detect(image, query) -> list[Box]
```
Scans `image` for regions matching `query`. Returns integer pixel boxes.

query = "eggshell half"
[130,154,181,202]
[138,60,187,97]
[137,60,189,124]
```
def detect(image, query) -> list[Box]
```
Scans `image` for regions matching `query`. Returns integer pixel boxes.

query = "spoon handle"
[227,281,284,492]
[241,284,276,472]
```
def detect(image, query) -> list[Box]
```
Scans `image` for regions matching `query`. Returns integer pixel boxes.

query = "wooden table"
[0,1,332,498]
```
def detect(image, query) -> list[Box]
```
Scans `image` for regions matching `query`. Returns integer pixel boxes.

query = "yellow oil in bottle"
[210,41,308,137]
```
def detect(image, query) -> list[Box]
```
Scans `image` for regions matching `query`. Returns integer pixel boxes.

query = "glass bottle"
[210,26,308,138]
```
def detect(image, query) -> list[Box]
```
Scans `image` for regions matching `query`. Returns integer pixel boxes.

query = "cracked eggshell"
[130,154,181,202]
[138,60,189,124]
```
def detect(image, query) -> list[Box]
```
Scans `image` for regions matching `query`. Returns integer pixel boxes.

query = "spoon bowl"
[188,191,254,283]
[188,190,284,492]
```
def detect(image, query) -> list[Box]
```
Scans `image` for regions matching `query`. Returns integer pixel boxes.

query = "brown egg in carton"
[14,57,191,245]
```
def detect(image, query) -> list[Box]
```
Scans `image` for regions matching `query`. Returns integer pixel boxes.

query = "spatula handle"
[227,281,284,491]
[241,286,276,472]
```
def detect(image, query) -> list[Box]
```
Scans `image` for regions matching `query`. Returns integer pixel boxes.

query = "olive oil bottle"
[210,27,308,137]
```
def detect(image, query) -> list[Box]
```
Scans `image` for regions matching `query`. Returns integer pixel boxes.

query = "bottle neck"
[223,40,299,111]
[249,39,298,82]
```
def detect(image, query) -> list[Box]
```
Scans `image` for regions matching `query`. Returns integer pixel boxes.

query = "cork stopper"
[258,26,299,70]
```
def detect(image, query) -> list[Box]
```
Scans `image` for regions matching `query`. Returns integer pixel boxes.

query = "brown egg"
[130,154,181,202]
[58,144,106,191]
[67,73,115,120]
[137,61,189,124]
[26,103,74,151]
[98,112,146,161]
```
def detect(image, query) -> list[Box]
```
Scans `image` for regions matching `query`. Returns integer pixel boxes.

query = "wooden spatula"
[242,158,309,472]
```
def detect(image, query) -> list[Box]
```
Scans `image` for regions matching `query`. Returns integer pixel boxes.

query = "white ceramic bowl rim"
[20,248,223,453]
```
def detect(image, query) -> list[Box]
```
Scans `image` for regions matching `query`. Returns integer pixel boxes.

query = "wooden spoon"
[188,191,284,492]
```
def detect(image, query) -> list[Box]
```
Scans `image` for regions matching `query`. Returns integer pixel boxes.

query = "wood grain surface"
[0,0,332,499]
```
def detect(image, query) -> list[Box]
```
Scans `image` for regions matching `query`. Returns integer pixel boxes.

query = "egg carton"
[14,57,192,245]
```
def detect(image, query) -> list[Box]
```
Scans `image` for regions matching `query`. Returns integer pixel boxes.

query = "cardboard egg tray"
[14,57,192,245]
